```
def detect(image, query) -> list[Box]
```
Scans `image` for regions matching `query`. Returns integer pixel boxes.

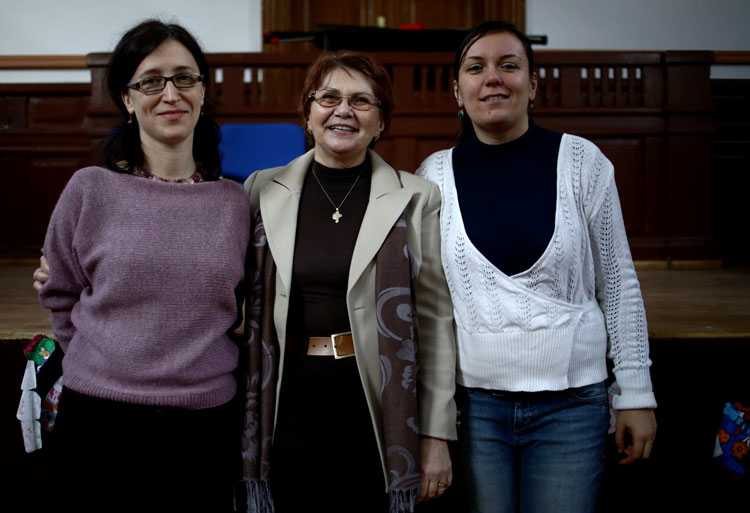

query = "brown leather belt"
[306,332,355,359]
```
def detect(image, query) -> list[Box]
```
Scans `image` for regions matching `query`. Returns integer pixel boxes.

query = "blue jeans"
[455,382,609,513]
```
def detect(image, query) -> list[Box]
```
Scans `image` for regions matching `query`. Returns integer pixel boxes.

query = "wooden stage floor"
[1,258,749,341]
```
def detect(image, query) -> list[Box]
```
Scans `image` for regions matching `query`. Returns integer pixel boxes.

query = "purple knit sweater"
[39,167,250,409]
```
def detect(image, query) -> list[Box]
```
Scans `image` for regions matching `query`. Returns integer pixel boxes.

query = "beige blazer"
[244,149,457,478]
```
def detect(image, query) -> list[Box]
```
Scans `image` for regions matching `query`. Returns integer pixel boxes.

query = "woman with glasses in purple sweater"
[35,20,249,512]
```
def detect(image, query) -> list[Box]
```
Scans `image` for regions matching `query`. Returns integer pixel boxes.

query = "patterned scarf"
[237,213,420,513]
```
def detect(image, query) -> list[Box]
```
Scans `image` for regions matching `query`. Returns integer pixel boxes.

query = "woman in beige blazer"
[238,51,457,513]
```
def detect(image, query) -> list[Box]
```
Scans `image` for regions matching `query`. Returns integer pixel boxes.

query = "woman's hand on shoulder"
[615,408,657,464]
[32,254,50,292]
[417,436,452,503]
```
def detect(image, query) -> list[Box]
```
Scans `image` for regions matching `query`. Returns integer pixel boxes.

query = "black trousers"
[48,387,242,513]
[271,353,388,513]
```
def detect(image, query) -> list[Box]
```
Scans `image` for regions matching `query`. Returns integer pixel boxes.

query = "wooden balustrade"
[1,50,723,261]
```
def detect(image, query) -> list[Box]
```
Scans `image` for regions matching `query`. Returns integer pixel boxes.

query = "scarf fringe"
[389,487,418,513]
[235,478,275,513]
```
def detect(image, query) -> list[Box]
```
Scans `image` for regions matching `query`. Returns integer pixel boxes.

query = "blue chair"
[219,123,307,181]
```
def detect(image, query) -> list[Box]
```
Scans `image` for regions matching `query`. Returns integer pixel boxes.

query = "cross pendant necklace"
[312,165,364,224]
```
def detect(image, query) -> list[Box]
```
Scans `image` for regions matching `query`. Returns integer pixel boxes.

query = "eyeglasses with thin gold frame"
[308,89,381,111]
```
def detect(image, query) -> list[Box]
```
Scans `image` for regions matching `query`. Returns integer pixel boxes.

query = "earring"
[127,113,134,125]
[529,102,535,112]
[457,109,464,120]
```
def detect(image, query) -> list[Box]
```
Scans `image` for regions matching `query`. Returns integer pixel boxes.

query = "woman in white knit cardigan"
[417,20,657,513]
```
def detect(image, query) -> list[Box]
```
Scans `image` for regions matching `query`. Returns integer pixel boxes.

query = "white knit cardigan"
[417,134,656,410]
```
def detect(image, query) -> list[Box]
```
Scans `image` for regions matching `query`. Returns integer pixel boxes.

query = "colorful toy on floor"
[713,402,750,475]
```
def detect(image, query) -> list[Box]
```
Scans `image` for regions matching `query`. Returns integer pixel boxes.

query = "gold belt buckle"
[331,331,354,359]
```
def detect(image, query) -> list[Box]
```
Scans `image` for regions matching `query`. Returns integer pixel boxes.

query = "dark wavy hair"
[454,20,535,145]
[298,50,394,148]
[102,20,222,180]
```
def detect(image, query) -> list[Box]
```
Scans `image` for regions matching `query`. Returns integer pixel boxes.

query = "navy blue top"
[452,122,563,276]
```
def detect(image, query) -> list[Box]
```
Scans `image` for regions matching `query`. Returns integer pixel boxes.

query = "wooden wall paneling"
[390,62,417,108]
[27,96,88,130]
[593,138,645,235]
[0,97,7,128]
[0,146,88,255]
[27,155,84,248]
[373,135,461,173]
[665,52,713,112]
[262,0,525,53]
[0,154,27,254]
[641,65,664,108]
[711,78,750,265]
[666,133,716,259]
[0,82,93,256]
[0,84,90,134]
[496,0,526,29]
[382,0,525,29]
[640,135,668,259]
[219,66,246,109]
[531,111,664,139]
[372,137,394,165]
[560,65,584,107]
[663,51,717,259]
[0,91,32,129]
[391,137,418,171]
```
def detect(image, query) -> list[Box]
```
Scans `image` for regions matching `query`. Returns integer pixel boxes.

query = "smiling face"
[121,39,205,151]
[454,31,537,144]
[307,67,384,168]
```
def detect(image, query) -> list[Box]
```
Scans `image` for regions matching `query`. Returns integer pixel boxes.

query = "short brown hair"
[298,51,395,144]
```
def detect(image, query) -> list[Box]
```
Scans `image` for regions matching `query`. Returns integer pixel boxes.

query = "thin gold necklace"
[311,164,364,224]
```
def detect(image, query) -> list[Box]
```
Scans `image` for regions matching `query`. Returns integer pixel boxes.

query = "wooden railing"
[0,55,87,69]
[713,50,750,64]
[1,50,726,261]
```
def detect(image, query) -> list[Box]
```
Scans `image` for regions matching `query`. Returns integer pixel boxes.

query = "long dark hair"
[454,20,535,145]
[102,20,222,180]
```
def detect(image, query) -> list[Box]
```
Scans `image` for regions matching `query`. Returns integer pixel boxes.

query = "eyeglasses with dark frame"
[127,72,204,93]
[308,89,381,111]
